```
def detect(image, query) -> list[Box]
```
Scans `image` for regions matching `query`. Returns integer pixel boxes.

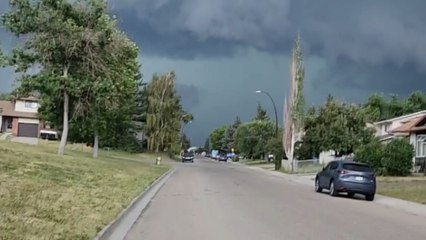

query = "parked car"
[181,151,195,163]
[268,153,274,162]
[315,160,376,201]
[218,154,228,162]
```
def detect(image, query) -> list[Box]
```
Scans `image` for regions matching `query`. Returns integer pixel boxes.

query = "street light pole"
[256,90,278,136]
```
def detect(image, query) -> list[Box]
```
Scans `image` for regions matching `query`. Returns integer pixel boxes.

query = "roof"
[20,96,39,101]
[374,110,426,125]
[0,100,38,119]
[389,115,426,133]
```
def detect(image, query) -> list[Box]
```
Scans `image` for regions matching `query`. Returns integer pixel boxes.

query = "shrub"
[354,138,385,174]
[382,138,414,176]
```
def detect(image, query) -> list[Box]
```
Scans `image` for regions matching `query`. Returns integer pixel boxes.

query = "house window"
[416,135,426,157]
[25,101,39,109]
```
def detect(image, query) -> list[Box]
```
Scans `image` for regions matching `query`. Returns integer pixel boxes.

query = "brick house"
[0,96,44,138]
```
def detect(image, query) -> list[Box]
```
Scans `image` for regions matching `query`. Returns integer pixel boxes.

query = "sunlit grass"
[0,141,170,240]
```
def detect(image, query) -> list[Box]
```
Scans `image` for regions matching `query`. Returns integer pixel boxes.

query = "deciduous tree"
[209,126,226,150]
[145,71,184,153]
[234,120,274,159]
[300,96,373,157]
[2,0,132,156]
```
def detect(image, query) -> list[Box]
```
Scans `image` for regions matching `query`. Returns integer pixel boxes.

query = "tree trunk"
[155,141,160,153]
[93,131,99,158]
[58,91,69,155]
[289,124,296,173]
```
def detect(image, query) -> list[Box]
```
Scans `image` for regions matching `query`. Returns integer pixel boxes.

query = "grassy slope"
[0,141,170,240]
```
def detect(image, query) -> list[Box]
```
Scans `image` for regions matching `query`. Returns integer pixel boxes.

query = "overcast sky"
[1,0,426,145]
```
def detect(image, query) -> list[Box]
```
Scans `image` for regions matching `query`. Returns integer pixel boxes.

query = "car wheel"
[329,180,338,197]
[365,193,375,201]
[347,193,355,198]
[315,178,322,193]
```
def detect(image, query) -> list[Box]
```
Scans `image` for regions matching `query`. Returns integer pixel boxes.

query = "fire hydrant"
[156,156,161,165]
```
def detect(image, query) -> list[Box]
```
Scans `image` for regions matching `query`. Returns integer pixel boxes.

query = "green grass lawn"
[377,176,426,204]
[0,141,170,240]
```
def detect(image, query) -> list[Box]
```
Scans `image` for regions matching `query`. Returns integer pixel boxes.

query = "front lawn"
[0,141,170,240]
[377,176,426,204]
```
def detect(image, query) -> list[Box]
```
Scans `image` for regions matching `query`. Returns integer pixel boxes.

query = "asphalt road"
[125,158,426,240]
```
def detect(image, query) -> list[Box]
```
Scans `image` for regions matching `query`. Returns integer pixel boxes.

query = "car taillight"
[337,170,348,175]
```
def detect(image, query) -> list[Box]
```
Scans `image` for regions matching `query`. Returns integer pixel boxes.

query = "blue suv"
[315,160,376,201]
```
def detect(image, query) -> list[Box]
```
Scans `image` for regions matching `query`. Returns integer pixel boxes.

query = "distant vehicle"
[205,153,211,158]
[268,153,274,162]
[40,129,60,140]
[181,151,195,163]
[218,154,228,162]
[315,160,376,201]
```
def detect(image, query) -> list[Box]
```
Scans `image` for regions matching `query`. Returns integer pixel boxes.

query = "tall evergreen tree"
[253,104,269,121]
[204,138,210,152]
[222,116,242,151]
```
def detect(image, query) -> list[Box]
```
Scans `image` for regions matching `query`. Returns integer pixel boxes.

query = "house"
[0,96,44,138]
[373,110,426,143]
[318,110,426,166]
[372,110,426,172]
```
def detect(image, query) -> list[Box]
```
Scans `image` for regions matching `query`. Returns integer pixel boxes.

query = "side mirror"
[322,167,325,171]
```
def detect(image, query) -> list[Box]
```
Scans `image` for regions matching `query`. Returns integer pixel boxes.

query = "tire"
[329,180,338,197]
[315,178,323,193]
[365,194,375,201]
[347,193,355,198]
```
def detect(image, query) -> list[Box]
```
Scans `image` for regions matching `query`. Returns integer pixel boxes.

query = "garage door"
[17,123,39,137]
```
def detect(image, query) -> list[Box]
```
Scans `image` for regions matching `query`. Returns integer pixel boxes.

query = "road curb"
[93,167,176,240]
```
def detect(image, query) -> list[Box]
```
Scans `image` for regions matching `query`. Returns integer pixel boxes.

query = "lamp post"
[255,90,278,136]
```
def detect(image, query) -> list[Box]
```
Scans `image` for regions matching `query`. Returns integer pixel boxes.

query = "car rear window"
[343,163,373,172]
[184,152,194,157]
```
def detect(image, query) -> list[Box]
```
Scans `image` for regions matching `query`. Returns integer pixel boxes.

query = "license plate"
[355,176,363,181]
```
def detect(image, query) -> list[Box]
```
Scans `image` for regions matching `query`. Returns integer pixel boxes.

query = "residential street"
[125,158,426,240]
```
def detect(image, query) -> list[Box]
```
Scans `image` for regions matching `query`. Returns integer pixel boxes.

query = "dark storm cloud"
[176,83,199,111]
[110,0,426,117]
[112,0,426,69]
[110,0,292,58]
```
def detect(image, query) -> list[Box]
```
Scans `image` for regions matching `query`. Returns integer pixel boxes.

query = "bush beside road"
[0,141,170,239]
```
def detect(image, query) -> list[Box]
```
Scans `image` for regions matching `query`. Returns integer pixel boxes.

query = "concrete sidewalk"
[230,160,426,218]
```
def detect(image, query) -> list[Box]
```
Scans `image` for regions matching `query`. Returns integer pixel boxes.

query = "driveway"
[125,158,426,240]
